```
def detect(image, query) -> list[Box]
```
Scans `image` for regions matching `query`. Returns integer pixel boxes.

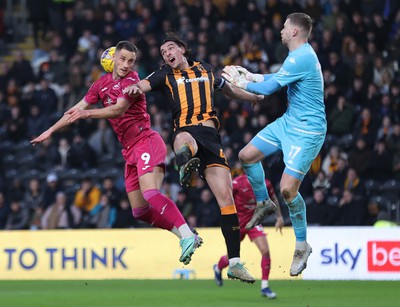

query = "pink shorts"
[122,131,166,193]
[240,224,266,242]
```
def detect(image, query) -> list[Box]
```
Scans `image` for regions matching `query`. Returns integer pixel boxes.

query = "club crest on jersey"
[105,97,113,106]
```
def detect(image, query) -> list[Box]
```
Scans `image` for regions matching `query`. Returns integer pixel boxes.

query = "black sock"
[220,213,240,259]
[175,145,193,168]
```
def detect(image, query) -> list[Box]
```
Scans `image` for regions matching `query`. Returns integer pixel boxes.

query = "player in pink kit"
[213,174,284,298]
[31,41,201,265]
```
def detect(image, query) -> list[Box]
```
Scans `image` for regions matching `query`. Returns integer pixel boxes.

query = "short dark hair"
[287,13,313,37]
[161,32,191,58]
[116,40,138,54]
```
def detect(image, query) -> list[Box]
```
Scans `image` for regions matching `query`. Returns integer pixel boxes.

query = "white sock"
[171,226,181,239]
[296,241,307,251]
[261,280,269,289]
[178,224,194,238]
[229,257,241,267]
[214,265,221,273]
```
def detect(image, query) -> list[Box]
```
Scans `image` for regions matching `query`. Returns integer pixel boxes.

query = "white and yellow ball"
[100,46,116,73]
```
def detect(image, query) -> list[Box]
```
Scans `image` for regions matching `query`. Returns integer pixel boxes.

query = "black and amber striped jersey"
[144,60,226,129]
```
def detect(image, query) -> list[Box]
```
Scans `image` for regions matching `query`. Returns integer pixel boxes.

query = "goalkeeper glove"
[235,66,264,83]
[222,65,250,89]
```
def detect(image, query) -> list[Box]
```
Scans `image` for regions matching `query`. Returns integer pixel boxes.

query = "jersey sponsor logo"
[176,76,185,85]
[176,76,210,86]
[113,82,121,90]
[367,241,400,272]
[276,67,290,77]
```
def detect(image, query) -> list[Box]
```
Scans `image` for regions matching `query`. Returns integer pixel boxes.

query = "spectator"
[68,134,97,170]
[99,176,122,208]
[348,136,372,177]
[342,167,366,200]
[336,189,367,225]
[26,104,49,140]
[330,153,349,196]
[306,188,330,226]
[327,95,354,137]
[41,191,81,229]
[321,145,341,178]
[352,107,378,146]
[27,0,50,48]
[312,170,331,192]
[387,122,400,154]
[23,178,44,214]
[55,138,71,170]
[0,191,9,229]
[5,200,29,230]
[5,105,27,143]
[113,197,136,228]
[33,78,59,117]
[8,50,35,86]
[88,118,117,159]
[43,173,62,210]
[175,189,194,220]
[73,177,101,215]
[369,139,393,182]
[195,188,220,227]
[88,194,116,228]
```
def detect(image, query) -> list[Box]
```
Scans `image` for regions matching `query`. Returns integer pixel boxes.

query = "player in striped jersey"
[123,33,264,284]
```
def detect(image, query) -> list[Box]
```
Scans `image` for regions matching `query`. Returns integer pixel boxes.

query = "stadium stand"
[0,0,399,229]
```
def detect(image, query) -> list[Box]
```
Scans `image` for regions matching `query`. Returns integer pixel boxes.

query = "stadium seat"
[381,180,400,203]
[365,179,383,197]
[173,268,196,280]
[327,195,339,206]
[0,140,14,154]
[2,154,17,170]
[58,168,83,188]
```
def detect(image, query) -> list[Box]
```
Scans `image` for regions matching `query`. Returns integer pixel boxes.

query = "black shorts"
[172,125,230,177]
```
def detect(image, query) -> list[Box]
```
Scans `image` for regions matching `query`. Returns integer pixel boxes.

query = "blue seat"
[173,268,196,280]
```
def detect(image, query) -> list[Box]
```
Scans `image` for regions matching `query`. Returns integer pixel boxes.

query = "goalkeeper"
[222,13,326,276]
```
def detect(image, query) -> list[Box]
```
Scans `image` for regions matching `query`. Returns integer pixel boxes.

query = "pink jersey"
[232,174,276,227]
[84,71,151,148]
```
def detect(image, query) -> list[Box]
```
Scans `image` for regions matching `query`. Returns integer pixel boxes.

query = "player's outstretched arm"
[123,79,151,96]
[220,78,264,104]
[31,99,89,145]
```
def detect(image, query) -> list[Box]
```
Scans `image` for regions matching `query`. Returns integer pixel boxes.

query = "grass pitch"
[0,279,399,307]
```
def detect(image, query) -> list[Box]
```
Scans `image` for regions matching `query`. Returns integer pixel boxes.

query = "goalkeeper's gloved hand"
[234,66,264,83]
[222,65,250,89]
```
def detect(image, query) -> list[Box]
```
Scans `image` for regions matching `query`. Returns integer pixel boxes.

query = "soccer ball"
[100,46,115,73]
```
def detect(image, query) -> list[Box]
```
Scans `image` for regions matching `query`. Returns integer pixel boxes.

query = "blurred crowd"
[0,0,400,230]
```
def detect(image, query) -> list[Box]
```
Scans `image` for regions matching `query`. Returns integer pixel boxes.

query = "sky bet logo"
[368,241,400,272]
[321,243,361,270]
